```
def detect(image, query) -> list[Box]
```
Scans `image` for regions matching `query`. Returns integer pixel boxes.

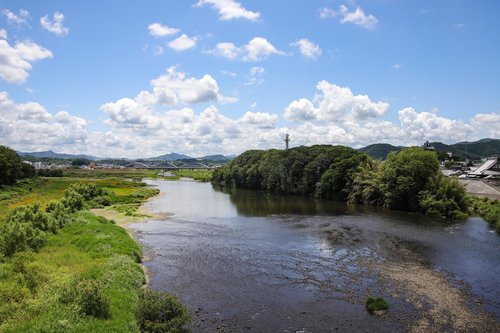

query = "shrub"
[366,296,389,314]
[136,290,190,333]
[61,277,111,319]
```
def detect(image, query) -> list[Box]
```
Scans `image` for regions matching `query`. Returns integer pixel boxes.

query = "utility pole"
[284,133,290,149]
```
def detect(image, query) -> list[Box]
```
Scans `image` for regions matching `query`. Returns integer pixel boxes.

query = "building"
[467,157,500,177]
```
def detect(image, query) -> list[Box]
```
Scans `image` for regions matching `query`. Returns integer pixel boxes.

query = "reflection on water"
[132,179,500,332]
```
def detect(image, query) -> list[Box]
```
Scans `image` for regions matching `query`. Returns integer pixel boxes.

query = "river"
[131,179,500,332]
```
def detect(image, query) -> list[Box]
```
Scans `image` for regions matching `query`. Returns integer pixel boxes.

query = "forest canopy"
[212,145,469,219]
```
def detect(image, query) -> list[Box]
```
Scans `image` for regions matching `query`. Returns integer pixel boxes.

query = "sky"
[0,0,499,158]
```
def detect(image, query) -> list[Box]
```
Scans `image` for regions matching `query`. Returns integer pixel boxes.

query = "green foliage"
[381,147,440,211]
[366,297,389,313]
[212,145,367,199]
[136,290,190,333]
[61,277,111,319]
[71,158,91,167]
[171,169,213,182]
[0,145,36,186]
[418,175,468,219]
[469,197,500,233]
[36,168,64,177]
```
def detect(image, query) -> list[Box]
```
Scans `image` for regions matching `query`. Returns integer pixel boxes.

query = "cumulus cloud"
[195,0,260,21]
[0,34,53,84]
[290,38,322,61]
[40,12,69,36]
[320,5,378,30]
[284,81,389,122]
[208,37,283,61]
[0,92,87,151]
[101,66,237,127]
[168,34,197,51]
[239,111,277,128]
[148,23,179,37]
[471,113,500,138]
[398,107,474,142]
[2,9,29,26]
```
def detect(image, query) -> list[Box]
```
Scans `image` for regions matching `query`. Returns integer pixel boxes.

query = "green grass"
[63,168,159,180]
[0,174,189,332]
[0,176,159,224]
[469,196,500,233]
[169,169,213,182]
[0,211,145,332]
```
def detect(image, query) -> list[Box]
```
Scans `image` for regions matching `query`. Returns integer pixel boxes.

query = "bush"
[61,277,111,319]
[366,296,389,314]
[136,290,190,333]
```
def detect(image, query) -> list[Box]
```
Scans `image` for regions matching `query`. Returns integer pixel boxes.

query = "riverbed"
[131,179,500,332]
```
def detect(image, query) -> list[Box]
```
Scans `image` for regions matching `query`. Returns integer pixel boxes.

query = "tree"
[0,145,36,186]
[381,147,440,211]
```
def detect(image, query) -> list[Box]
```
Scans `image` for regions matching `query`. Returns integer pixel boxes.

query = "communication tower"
[284,133,290,149]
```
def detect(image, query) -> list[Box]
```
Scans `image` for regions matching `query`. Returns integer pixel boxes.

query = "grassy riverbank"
[0,175,189,332]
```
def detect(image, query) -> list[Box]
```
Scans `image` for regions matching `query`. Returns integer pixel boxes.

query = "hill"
[359,139,499,160]
[151,153,193,161]
[431,138,500,160]
[198,154,235,161]
[358,143,402,160]
[18,150,98,160]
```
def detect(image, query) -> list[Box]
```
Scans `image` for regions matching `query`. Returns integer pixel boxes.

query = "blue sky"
[0,0,499,157]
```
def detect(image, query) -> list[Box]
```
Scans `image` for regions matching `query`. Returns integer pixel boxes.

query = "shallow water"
[131,179,500,332]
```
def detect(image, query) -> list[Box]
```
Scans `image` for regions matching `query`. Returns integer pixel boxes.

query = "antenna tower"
[284,133,290,149]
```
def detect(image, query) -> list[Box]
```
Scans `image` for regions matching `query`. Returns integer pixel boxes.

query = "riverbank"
[0,175,188,332]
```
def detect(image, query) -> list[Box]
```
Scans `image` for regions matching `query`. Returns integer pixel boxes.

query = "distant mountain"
[359,143,402,160]
[358,138,500,161]
[152,153,193,161]
[18,150,98,160]
[431,138,500,160]
[198,154,235,161]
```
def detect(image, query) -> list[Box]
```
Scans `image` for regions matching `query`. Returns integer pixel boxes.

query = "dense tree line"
[0,146,36,186]
[212,146,468,219]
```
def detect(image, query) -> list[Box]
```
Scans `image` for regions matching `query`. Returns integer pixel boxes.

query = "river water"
[131,179,500,332]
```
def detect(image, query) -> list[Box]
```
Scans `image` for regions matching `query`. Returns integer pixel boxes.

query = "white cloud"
[168,34,197,51]
[398,107,474,142]
[101,66,237,123]
[291,38,322,61]
[239,111,277,128]
[245,66,265,85]
[210,42,240,59]
[209,37,283,61]
[319,7,336,19]
[284,98,316,122]
[471,113,500,138]
[2,9,29,26]
[320,5,378,30]
[195,0,260,21]
[0,29,7,40]
[40,12,69,36]
[392,64,402,70]
[0,92,87,151]
[0,35,53,84]
[148,23,180,37]
[244,37,283,61]
[284,81,389,122]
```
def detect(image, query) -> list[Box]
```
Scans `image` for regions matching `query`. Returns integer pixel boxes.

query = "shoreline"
[91,190,167,287]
